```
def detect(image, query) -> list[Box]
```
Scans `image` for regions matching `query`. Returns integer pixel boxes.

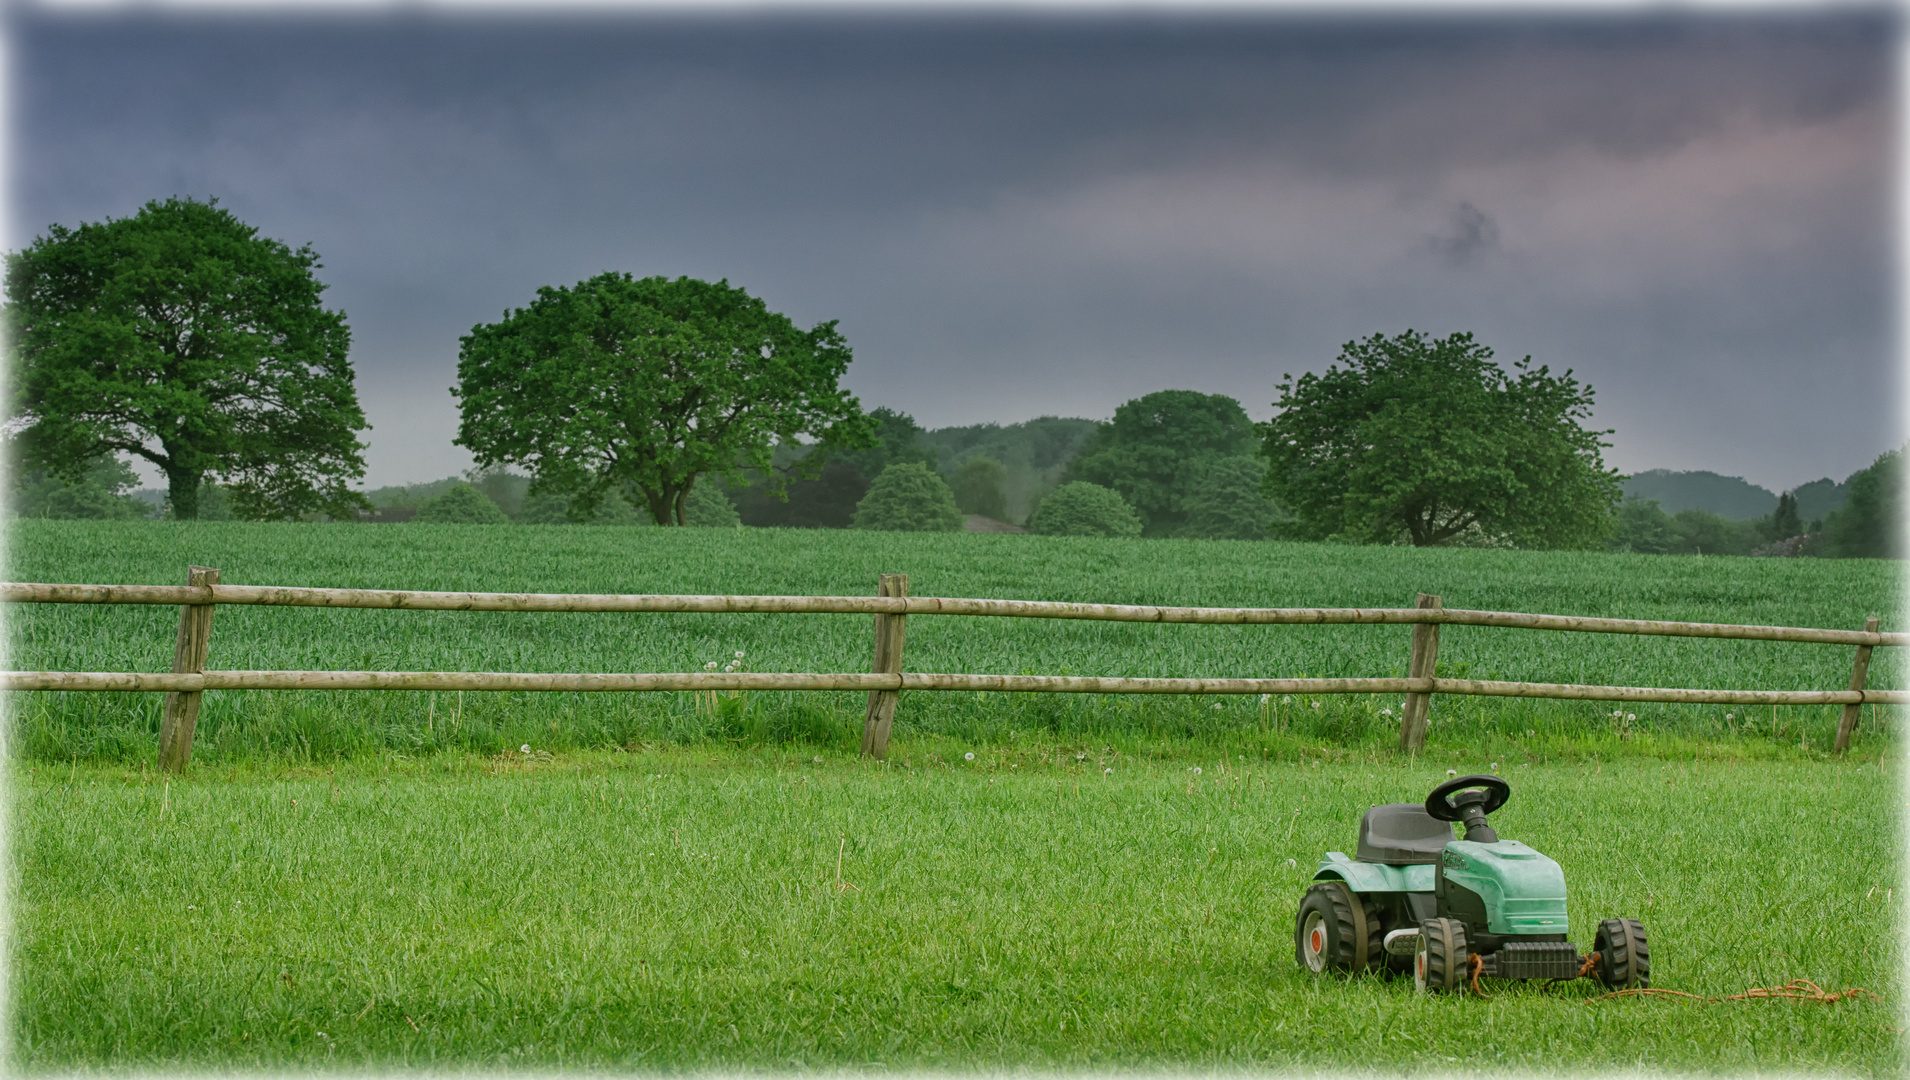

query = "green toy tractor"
[1294,774,1650,993]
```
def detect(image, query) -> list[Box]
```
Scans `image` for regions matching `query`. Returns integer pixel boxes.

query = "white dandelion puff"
[964,752,975,761]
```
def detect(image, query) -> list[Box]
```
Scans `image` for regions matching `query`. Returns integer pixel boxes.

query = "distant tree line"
[6,198,1900,557]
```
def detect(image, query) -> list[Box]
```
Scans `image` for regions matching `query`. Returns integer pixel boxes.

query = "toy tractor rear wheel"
[1414,918,1467,994]
[1294,882,1381,974]
[1595,918,1651,988]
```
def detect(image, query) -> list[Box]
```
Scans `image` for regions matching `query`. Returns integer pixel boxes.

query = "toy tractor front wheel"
[1294,882,1381,974]
[1414,918,1468,994]
[1594,918,1651,988]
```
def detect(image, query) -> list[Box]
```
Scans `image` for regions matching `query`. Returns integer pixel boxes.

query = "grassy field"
[7,522,1903,1072]
[13,749,1899,1073]
[4,520,1901,764]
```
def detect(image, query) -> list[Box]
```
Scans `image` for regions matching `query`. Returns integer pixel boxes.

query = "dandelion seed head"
[705,662,718,671]
[519,744,531,754]
[964,752,975,761]
[813,755,823,764]
[1104,768,1113,774]
[1626,713,1636,722]
[1446,769,1458,777]
[1193,767,1202,775]
[1282,696,1291,704]
[735,651,745,659]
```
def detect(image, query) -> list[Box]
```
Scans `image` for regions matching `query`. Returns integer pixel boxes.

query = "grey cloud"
[1427,203,1501,266]
[7,8,1898,491]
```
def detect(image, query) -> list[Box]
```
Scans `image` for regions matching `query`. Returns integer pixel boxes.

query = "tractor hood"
[1439,839,1570,936]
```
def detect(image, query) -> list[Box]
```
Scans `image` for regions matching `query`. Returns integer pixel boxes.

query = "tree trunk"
[166,466,202,521]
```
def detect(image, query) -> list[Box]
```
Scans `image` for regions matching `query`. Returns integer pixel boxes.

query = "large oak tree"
[4,198,370,520]
[1261,330,1620,548]
[453,273,874,524]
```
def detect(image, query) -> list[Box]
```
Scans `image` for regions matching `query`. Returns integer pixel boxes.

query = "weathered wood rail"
[2,570,1897,771]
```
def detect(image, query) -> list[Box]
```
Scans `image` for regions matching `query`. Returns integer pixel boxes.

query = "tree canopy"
[454,273,874,525]
[1817,447,1903,558]
[1067,390,1264,536]
[1261,330,1620,548]
[950,456,1008,520]
[3,198,371,520]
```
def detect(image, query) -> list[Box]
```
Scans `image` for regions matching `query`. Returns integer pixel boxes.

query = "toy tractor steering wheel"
[1425,774,1511,842]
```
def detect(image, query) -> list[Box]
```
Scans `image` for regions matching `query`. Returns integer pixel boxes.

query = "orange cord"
[1586,979,1877,1005]
[1467,953,1489,998]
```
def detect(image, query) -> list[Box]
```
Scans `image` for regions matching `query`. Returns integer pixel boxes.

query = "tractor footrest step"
[1484,941,1581,979]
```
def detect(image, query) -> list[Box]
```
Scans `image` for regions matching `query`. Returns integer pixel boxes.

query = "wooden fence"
[2,568,1901,772]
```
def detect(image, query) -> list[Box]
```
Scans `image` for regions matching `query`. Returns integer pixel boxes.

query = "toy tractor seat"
[1356,803,1455,865]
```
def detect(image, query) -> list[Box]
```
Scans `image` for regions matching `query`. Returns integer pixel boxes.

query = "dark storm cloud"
[8,8,1897,490]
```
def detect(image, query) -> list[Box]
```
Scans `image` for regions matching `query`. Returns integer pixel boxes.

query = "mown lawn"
[12,748,1899,1073]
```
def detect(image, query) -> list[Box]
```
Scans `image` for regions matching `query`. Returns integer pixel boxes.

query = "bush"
[683,483,741,527]
[516,490,647,525]
[1028,481,1143,538]
[10,455,149,520]
[415,482,510,524]
[852,463,963,532]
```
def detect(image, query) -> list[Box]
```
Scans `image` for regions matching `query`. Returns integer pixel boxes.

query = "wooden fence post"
[1397,593,1442,754]
[860,574,908,759]
[156,566,220,773]
[1834,615,1881,754]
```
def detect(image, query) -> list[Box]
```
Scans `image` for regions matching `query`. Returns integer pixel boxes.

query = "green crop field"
[6,521,1903,1072]
[4,520,1902,764]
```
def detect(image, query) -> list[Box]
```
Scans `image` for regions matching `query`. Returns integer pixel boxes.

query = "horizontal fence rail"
[2,570,1897,770]
[2,582,1901,647]
[3,670,1904,706]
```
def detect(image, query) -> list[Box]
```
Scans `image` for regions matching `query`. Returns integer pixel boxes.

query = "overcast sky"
[8,5,1899,493]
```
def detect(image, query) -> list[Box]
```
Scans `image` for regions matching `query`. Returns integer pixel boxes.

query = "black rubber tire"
[1594,918,1651,988]
[1293,882,1380,974]
[1416,917,1467,994]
